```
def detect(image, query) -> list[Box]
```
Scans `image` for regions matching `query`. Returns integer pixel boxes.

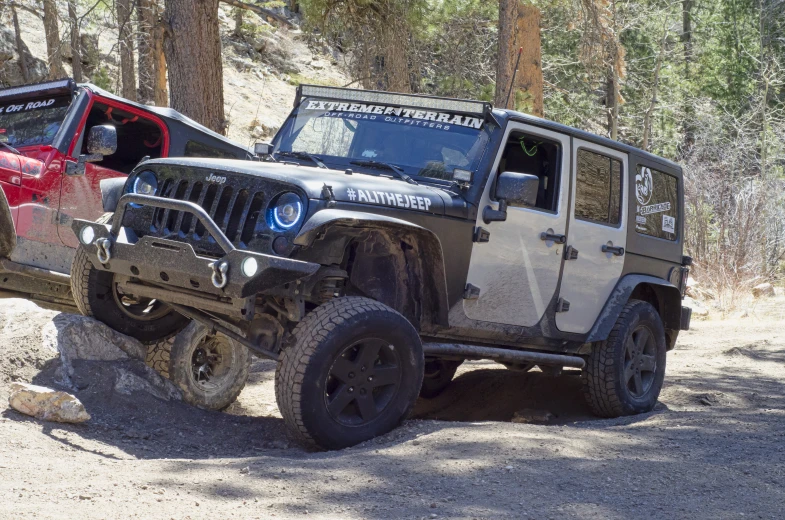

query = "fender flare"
[0,187,16,258]
[100,177,126,212]
[586,274,682,348]
[295,209,450,328]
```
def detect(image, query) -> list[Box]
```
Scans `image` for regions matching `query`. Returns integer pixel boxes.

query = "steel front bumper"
[71,194,319,316]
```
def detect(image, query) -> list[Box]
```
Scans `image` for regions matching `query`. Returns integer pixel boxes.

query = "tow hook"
[210,260,229,289]
[96,237,112,264]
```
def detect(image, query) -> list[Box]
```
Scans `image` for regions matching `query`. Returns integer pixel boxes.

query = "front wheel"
[71,246,188,343]
[168,321,250,410]
[582,299,667,417]
[275,297,424,450]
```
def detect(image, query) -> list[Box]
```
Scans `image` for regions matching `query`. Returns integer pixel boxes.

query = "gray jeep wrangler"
[70,85,692,450]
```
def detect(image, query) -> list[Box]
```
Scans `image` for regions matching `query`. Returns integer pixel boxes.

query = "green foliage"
[90,66,113,93]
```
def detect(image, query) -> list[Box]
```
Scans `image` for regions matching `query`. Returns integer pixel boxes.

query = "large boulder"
[0,27,48,87]
[8,382,90,423]
[752,283,775,299]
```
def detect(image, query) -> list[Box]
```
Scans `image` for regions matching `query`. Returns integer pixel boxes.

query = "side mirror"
[254,142,272,156]
[483,171,540,224]
[87,125,117,156]
[65,125,117,176]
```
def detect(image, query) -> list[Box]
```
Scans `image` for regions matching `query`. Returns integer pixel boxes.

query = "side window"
[184,140,238,159]
[574,149,622,226]
[81,102,163,174]
[498,132,561,211]
[634,165,678,241]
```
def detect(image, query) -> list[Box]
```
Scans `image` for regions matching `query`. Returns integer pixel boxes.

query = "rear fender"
[0,186,16,258]
[585,274,683,350]
[294,209,449,330]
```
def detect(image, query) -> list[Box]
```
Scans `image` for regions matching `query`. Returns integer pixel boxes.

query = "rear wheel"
[275,297,424,450]
[70,213,187,344]
[419,358,462,398]
[582,299,667,417]
[167,321,250,410]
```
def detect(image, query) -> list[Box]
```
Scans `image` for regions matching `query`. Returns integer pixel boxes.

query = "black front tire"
[275,297,424,450]
[582,299,667,417]
[70,213,188,344]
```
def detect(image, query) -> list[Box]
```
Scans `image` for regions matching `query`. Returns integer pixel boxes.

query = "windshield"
[274,97,492,183]
[0,95,71,148]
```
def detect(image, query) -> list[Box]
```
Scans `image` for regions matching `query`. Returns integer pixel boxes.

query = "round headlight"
[132,170,158,197]
[271,192,303,230]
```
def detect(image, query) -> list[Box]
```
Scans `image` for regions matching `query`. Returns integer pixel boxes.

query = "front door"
[463,123,570,327]
[556,140,628,334]
[57,97,167,248]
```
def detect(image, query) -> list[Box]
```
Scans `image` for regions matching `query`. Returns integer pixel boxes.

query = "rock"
[752,283,775,299]
[51,314,146,363]
[240,466,250,475]
[0,27,48,87]
[8,383,90,423]
[511,409,555,424]
[113,367,181,402]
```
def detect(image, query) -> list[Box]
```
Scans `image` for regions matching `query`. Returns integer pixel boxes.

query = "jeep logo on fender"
[205,173,226,184]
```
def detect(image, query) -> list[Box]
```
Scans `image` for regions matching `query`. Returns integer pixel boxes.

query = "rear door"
[556,140,628,334]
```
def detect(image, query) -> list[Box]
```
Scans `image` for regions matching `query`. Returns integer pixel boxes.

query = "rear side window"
[574,149,622,226]
[634,165,678,241]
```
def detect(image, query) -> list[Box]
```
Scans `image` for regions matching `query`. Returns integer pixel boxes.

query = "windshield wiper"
[349,160,418,185]
[0,141,21,155]
[276,151,327,169]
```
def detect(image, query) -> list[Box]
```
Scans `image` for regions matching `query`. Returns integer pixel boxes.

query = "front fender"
[586,274,683,348]
[0,186,16,258]
[294,208,450,328]
[100,177,126,212]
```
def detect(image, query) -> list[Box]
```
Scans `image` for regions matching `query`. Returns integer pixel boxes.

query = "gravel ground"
[1,295,784,519]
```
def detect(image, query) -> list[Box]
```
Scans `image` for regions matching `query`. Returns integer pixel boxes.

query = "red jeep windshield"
[0,95,71,148]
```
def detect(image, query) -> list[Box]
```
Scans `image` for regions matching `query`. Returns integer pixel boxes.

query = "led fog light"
[241,257,258,277]
[80,226,95,245]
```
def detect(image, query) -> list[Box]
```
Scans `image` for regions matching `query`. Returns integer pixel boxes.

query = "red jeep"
[0,79,250,310]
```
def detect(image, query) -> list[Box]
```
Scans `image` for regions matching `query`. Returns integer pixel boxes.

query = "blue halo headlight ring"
[128,170,158,208]
[270,192,303,231]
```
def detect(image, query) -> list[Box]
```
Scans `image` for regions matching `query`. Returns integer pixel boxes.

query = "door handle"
[602,244,625,256]
[540,232,566,244]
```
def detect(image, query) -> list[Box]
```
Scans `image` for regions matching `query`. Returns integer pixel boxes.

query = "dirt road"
[1,296,784,519]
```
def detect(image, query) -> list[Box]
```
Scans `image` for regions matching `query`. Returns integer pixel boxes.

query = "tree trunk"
[514,4,543,116]
[494,0,517,108]
[153,20,168,107]
[681,0,694,152]
[233,7,243,37]
[137,0,156,103]
[11,5,30,83]
[68,0,82,82]
[642,24,668,151]
[606,69,618,140]
[163,0,225,133]
[495,0,543,116]
[43,0,66,79]
[117,0,137,101]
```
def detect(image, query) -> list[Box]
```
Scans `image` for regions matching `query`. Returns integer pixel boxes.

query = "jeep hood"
[141,157,472,217]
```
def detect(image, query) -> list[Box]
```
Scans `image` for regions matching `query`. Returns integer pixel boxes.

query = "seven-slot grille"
[149,176,267,249]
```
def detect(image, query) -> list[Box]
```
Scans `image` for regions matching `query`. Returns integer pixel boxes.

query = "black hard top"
[81,84,247,152]
[492,108,682,173]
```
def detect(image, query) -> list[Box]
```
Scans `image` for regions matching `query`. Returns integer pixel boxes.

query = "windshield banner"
[0,96,70,115]
[303,99,483,130]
